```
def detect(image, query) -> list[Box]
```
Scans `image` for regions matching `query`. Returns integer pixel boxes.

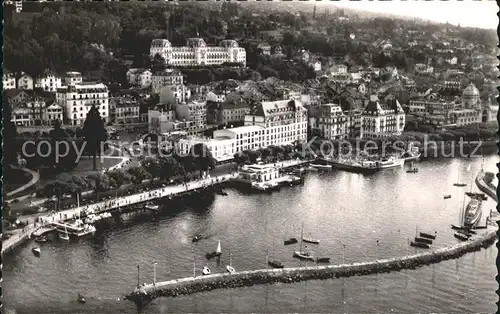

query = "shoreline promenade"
[2,159,309,255]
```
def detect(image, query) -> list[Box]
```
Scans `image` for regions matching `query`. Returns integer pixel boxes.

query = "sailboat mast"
[300,223,304,252]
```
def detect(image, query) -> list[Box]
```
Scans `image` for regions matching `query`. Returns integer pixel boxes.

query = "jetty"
[2,159,309,256]
[475,171,497,202]
[125,227,497,305]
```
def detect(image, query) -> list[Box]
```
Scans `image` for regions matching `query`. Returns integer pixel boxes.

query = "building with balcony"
[112,98,141,124]
[360,95,405,138]
[244,99,308,146]
[36,70,62,93]
[175,100,207,133]
[150,38,246,67]
[44,103,64,125]
[316,104,350,140]
[152,69,184,94]
[56,82,109,126]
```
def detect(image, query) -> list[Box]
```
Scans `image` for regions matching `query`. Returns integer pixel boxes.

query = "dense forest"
[4,1,495,85]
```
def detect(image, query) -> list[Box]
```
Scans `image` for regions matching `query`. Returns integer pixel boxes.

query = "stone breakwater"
[475,171,497,202]
[125,229,497,305]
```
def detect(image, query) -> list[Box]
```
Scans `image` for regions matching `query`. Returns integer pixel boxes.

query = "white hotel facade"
[150,38,246,67]
[56,83,109,126]
[177,100,308,163]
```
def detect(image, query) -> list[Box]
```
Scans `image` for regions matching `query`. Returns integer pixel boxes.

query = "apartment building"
[36,70,62,93]
[360,96,405,138]
[56,82,109,126]
[152,69,183,94]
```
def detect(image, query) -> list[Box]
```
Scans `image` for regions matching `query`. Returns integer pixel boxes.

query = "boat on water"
[444,195,452,199]
[206,241,222,259]
[226,250,235,274]
[454,231,470,241]
[268,260,284,268]
[401,146,421,162]
[202,266,211,275]
[375,156,404,169]
[302,237,320,244]
[410,241,430,249]
[293,223,314,261]
[32,247,41,255]
[310,164,332,170]
[34,236,48,243]
[145,203,160,211]
[414,237,432,245]
[454,182,467,187]
[284,238,298,245]
[316,257,330,263]
[318,157,379,174]
[74,224,96,237]
[77,293,86,304]
[463,195,483,229]
[406,168,419,173]
[192,235,203,243]
[59,224,70,241]
[419,232,437,240]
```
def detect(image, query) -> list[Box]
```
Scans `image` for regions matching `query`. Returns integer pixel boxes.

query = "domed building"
[462,83,480,108]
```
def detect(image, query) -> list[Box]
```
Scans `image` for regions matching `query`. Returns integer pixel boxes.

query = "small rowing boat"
[284,238,298,245]
[202,266,211,275]
[410,241,430,249]
[316,257,330,263]
[302,237,320,244]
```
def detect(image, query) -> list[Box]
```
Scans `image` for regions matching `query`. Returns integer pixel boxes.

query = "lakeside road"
[2,159,309,255]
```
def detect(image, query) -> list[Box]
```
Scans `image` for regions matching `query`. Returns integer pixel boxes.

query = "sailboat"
[59,224,70,241]
[226,250,235,274]
[293,223,314,260]
[215,241,222,257]
[453,165,468,187]
[268,239,284,268]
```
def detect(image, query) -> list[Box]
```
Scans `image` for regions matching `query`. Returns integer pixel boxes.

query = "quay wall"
[1,159,309,256]
[475,171,498,202]
[126,229,497,304]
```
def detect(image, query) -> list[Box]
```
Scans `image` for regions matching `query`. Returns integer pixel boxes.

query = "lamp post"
[153,262,158,285]
[137,265,140,288]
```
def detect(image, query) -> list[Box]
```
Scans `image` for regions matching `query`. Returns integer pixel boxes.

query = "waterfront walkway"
[126,227,498,304]
[2,159,309,255]
[475,171,497,202]
[6,167,40,199]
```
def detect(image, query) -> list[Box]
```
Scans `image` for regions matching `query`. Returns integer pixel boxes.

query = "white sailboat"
[293,223,314,260]
[60,224,70,241]
[226,250,235,274]
[453,165,468,187]
[215,241,222,257]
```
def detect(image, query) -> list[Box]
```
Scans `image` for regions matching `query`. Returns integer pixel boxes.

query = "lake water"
[3,154,498,313]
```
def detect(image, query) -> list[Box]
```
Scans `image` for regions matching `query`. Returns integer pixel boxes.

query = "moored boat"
[32,247,41,255]
[293,251,315,260]
[145,203,160,211]
[375,156,404,169]
[414,237,432,245]
[268,260,284,268]
[202,266,211,275]
[318,157,379,174]
[310,164,332,170]
[419,232,437,240]
[34,236,48,243]
[192,235,203,243]
[316,257,330,263]
[77,293,86,304]
[410,241,430,249]
[284,238,298,245]
[302,237,320,244]
[226,265,235,274]
[463,196,483,229]
[454,182,467,187]
[454,231,470,241]
[444,195,451,199]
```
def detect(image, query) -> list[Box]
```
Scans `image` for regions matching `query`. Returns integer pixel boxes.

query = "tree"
[81,105,108,171]
[127,166,151,184]
[191,143,216,176]
[151,54,166,73]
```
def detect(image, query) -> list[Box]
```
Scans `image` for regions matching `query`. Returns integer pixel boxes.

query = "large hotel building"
[150,38,246,67]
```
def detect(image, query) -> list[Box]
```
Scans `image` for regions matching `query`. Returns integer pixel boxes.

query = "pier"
[2,159,309,256]
[475,171,497,202]
[125,227,497,305]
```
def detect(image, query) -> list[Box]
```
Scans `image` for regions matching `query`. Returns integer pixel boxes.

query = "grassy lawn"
[4,168,33,193]
[38,156,123,187]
